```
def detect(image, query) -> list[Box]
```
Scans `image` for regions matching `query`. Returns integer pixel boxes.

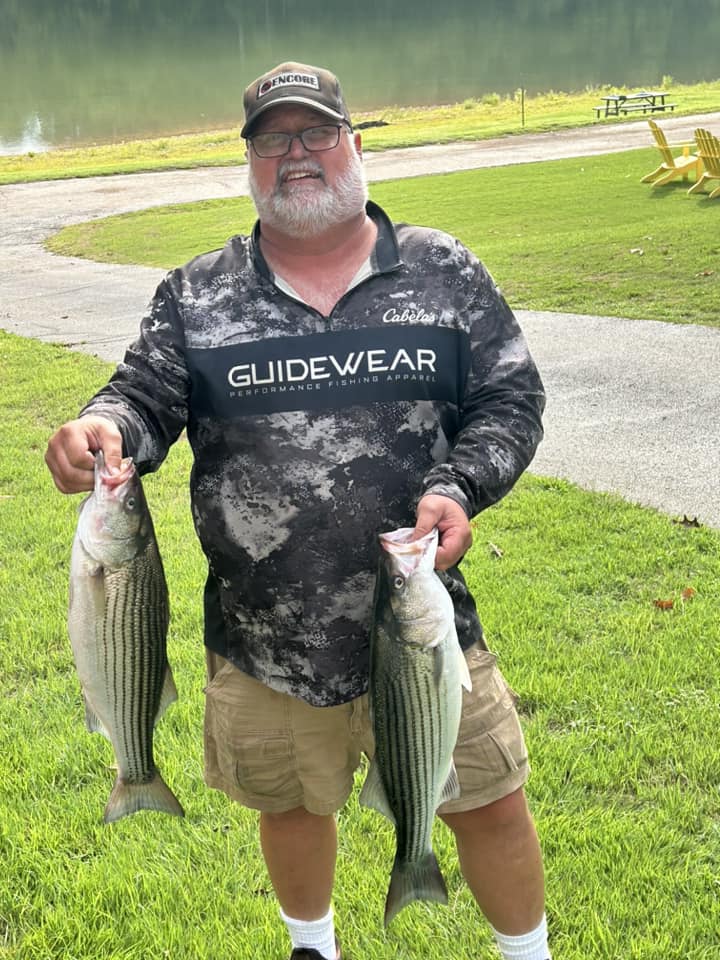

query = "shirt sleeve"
[79,270,190,474]
[421,245,545,517]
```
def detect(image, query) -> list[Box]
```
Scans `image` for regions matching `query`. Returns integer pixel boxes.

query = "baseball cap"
[241,61,352,138]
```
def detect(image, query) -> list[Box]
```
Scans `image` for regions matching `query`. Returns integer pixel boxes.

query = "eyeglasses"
[247,123,347,158]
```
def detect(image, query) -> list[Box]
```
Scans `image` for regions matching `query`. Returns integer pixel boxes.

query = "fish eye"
[125,496,137,510]
[392,576,405,590]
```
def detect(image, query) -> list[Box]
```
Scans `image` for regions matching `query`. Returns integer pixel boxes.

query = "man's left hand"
[412,494,472,570]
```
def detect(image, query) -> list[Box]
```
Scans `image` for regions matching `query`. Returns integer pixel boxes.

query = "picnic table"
[594,92,676,119]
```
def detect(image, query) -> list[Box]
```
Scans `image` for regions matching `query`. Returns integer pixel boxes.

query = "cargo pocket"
[206,708,300,806]
[230,734,299,802]
[203,662,301,809]
[484,711,528,775]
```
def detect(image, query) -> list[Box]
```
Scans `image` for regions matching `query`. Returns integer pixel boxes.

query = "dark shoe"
[289,940,341,960]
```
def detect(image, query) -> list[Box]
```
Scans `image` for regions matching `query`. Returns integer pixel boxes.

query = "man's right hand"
[45,416,123,494]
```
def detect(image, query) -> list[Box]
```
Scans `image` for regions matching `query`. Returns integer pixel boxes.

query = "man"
[46,61,550,960]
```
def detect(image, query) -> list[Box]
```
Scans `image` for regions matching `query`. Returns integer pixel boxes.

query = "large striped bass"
[68,451,184,824]
[360,527,471,926]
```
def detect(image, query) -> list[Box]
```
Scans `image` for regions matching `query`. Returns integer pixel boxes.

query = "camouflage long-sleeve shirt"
[82,201,545,706]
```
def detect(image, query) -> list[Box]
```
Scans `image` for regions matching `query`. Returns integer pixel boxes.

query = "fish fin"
[432,635,472,692]
[384,851,448,927]
[458,644,472,692]
[155,664,178,725]
[83,696,111,740]
[103,770,184,824]
[359,758,396,825]
[439,762,461,805]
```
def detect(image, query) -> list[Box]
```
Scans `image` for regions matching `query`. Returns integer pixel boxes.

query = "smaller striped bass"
[68,451,183,824]
[360,527,471,926]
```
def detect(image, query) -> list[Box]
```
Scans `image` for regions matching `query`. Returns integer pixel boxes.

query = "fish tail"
[384,851,448,926]
[103,770,184,824]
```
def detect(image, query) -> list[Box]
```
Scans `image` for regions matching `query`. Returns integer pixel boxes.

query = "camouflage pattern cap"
[241,61,352,138]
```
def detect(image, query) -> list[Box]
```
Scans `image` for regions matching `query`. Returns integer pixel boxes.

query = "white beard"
[248,149,369,238]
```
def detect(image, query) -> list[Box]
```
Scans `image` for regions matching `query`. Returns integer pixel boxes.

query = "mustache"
[276,158,325,185]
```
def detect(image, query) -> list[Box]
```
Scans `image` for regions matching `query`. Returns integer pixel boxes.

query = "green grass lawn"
[2,78,719,185]
[2,330,719,959]
[4,76,720,957]
[47,147,720,327]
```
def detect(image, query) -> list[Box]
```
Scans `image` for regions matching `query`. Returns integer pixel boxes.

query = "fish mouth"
[94,451,136,493]
[380,527,438,578]
[379,527,437,550]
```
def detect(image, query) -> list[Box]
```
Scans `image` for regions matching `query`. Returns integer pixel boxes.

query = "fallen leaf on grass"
[488,542,504,559]
[653,598,674,610]
[695,270,714,277]
[630,247,644,255]
[653,588,696,611]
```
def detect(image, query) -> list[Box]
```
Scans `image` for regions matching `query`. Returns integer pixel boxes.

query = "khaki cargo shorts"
[203,643,529,816]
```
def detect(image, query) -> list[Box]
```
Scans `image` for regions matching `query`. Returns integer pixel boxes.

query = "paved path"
[2,113,719,526]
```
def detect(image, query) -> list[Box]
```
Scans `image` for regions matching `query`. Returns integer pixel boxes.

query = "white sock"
[491,914,551,960]
[279,906,336,960]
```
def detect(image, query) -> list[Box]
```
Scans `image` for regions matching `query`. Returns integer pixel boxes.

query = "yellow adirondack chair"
[641,120,702,186]
[687,128,720,199]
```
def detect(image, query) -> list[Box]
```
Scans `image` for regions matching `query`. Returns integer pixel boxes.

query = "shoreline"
[3,79,720,184]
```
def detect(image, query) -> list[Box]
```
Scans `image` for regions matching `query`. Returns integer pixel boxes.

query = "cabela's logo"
[382,307,438,324]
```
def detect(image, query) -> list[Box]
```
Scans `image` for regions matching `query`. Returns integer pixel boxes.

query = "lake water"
[2,0,718,155]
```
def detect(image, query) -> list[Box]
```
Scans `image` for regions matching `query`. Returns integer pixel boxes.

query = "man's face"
[246,104,368,238]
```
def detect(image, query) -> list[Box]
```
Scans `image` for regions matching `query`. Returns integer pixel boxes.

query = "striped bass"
[68,451,184,824]
[360,527,471,926]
